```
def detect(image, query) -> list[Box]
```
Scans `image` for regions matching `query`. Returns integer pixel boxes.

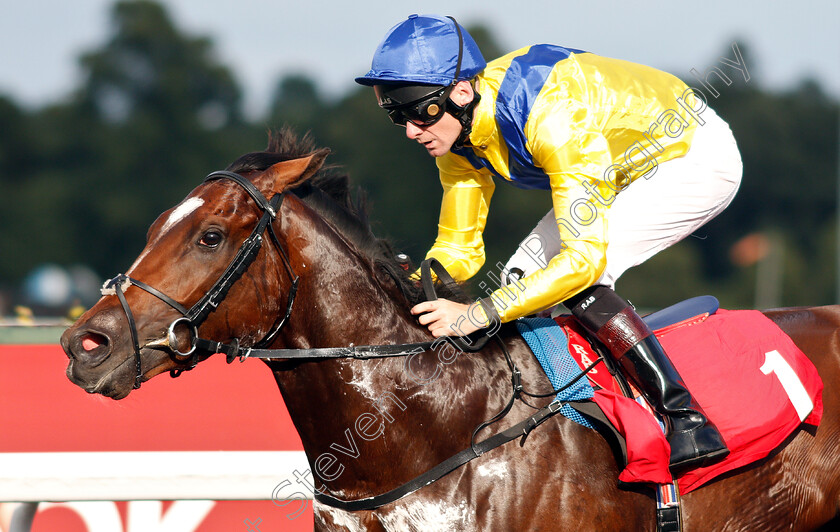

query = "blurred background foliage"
[0,0,837,316]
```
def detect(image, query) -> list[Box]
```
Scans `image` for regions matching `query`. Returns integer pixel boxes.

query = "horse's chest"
[316,498,475,531]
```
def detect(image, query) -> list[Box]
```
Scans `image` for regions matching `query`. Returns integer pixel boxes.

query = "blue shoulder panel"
[496,45,586,190]
[451,45,587,188]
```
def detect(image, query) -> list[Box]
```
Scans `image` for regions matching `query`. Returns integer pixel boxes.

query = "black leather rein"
[101,170,598,512]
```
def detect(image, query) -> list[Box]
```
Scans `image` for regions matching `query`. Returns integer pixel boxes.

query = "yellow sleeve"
[487,88,611,321]
[424,153,496,281]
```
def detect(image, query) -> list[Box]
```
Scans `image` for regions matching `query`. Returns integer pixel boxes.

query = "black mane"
[226,128,462,306]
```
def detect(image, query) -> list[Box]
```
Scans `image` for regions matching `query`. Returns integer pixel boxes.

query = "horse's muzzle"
[62,328,111,367]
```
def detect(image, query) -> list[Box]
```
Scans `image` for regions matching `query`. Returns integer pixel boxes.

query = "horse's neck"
[284,223,424,350]
[271,346,520,501]
[268,206,521,499]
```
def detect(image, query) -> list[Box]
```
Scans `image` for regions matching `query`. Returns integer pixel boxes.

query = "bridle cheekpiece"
[102,170,299,389]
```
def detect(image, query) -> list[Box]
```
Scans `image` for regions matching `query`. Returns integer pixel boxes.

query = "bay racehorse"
[62,130,840,531]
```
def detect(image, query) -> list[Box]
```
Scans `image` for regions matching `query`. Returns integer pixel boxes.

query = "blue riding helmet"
[355,14,487,87]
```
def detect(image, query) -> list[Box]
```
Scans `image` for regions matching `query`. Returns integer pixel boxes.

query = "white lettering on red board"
[39,500,215,532]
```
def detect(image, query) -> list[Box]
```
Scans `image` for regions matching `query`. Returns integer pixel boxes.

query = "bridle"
[103,170,482,389]
[102,170,299,389]
[100,169,603,511]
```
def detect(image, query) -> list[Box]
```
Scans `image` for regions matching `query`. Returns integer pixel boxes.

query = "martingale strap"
[314,399,567,511]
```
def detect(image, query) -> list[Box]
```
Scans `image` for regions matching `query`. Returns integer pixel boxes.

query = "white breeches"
[505,106,743,291]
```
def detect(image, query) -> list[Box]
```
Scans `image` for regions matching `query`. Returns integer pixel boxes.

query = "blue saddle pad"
[515,296,720,430]
[515,317,595,429]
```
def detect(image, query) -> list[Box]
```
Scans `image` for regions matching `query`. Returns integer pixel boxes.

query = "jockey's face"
[404,111,464,157]
[403,80,475,158]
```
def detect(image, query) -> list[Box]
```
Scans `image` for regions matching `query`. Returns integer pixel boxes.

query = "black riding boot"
[565,286,729,472]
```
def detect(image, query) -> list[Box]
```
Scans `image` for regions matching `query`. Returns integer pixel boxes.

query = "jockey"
[356,14,741,472]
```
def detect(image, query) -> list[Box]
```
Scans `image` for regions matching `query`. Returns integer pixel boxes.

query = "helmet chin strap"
[449,85,481,150]
[442,15,478,150]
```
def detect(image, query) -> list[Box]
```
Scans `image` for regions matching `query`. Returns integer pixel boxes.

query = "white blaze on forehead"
[161,197,205,234]
[126,197,204,274]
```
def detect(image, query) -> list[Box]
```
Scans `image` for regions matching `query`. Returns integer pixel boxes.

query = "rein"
[102,170,603,511]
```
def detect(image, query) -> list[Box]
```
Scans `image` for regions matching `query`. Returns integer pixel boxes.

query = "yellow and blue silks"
[428,45,702,321]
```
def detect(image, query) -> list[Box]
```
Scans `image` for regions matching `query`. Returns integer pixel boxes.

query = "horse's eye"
[198,230,223,248]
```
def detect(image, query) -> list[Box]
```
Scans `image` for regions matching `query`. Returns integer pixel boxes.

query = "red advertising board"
[0,344,313,531]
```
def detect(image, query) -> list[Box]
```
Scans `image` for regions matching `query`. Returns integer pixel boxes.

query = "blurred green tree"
[0,0,257,286]
[79,0,241,127]
[0,8,838,314]
[267,75,325,133]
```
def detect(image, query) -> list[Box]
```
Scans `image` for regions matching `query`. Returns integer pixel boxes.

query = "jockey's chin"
[421,138,453,157]
[405,114,463,158]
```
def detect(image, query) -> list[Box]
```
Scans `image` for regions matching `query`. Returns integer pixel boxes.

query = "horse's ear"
[264,149,330,194]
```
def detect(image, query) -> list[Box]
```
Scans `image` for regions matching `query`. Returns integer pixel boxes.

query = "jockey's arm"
[423,158,495,280]
[482,109,614,322]
[421,104,614,324]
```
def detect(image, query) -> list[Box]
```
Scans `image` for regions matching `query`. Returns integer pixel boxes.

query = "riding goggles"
[375,84,453,127]
[373,16,466,128]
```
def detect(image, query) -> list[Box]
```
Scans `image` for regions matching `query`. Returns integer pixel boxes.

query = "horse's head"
[61,139,328,399]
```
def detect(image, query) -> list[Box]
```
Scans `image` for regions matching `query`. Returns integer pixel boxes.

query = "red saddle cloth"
[558,309,824,494]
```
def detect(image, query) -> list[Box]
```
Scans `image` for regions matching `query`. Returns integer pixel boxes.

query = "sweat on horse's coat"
[61,130,840,531]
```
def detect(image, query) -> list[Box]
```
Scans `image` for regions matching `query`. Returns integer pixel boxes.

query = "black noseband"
[102,170,298,389]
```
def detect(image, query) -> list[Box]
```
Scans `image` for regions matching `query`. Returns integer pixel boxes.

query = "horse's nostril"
[81,332,109,353]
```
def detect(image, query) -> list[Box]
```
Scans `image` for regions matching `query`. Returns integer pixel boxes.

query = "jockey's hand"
[411,299,486,338]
